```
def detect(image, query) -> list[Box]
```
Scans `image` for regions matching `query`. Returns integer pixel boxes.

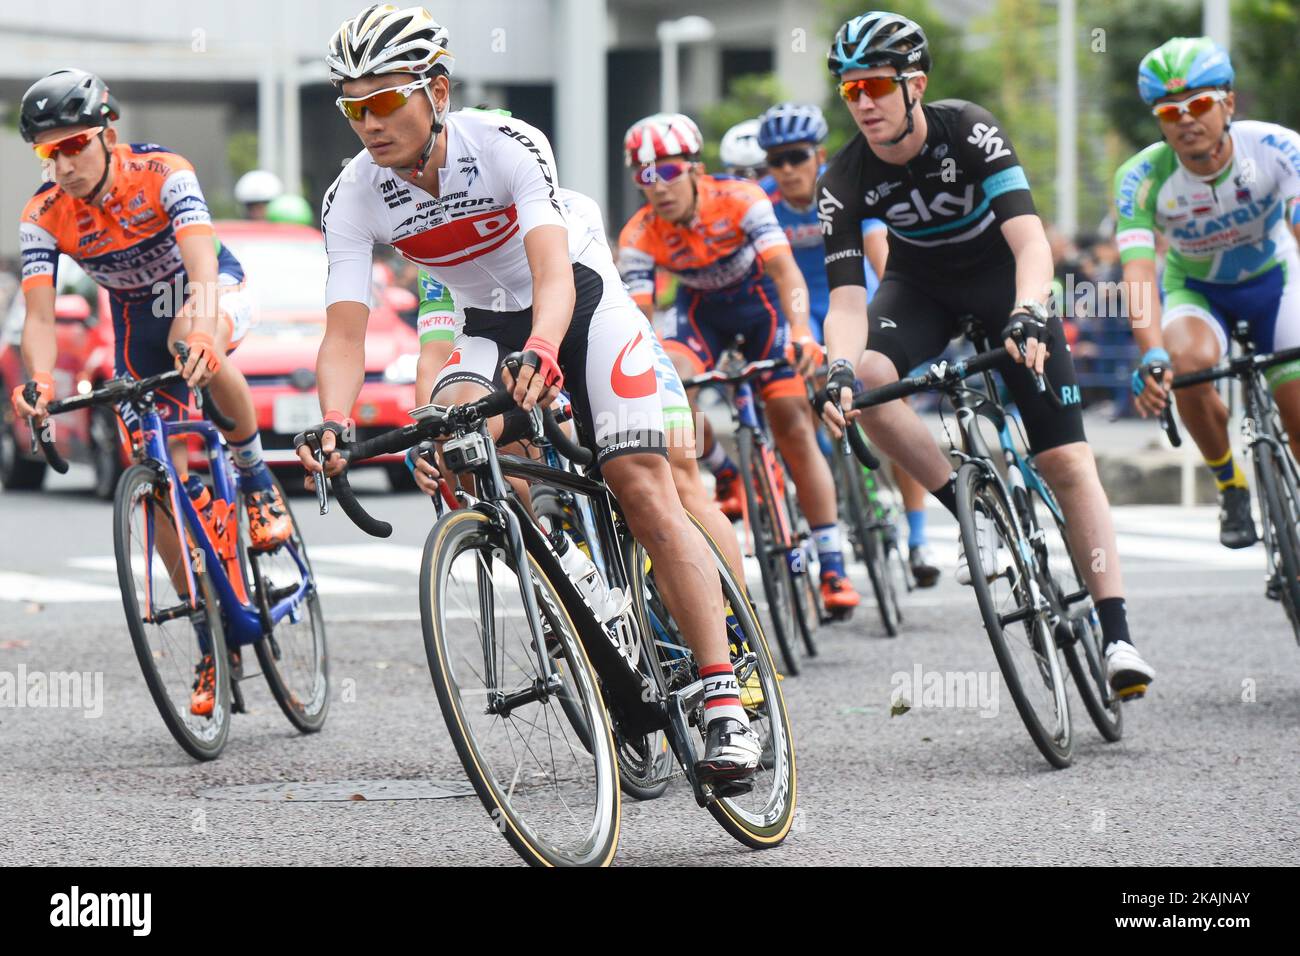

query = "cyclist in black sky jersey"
[816,11,1155,698]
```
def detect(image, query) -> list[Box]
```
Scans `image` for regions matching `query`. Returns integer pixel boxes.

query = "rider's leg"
[853,351,954,492]
[1164,310,1256,548]
[666,419,745,584]
[1271,375,1300,464]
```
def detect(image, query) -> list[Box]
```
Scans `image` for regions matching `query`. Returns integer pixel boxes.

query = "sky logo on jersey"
[817,188,845,235]
[884,185,976,228]
[966,122,1013,162]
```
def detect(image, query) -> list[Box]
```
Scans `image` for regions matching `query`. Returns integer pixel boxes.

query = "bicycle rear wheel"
[421,508,620,867]
[1255,442,1300,642]
[737,429,801,675]
[243,476,329,733]
[837,445,899,635]
[1029,486,1122,742]
[630,514,796,849]
[956,462,1072,769]
[778,460,822,654]
[114,464,231,760]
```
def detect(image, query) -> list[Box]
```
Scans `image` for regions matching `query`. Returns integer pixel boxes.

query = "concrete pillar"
[554,0,608,211]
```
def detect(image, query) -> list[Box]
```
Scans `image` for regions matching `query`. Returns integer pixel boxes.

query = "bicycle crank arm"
[664,692,710,808]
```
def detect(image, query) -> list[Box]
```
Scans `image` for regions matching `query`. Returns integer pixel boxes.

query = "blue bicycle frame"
[137,407,312,648]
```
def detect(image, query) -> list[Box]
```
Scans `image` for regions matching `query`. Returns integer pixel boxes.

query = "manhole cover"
[197,778,476,802]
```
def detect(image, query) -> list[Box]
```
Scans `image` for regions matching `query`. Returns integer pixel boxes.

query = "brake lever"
[304,432,329,514]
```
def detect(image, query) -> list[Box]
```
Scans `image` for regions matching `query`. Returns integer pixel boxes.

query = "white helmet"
[719,119,767,177]
[326,4,454,85]
[234,169,284,206]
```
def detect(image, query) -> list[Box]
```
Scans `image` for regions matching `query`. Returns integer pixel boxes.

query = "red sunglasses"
[33,130,101,162]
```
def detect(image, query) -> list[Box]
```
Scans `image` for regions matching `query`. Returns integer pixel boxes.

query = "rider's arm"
[1113,151,1165,354]
[318,301,369,422]
[816,161,872,367]
[1000,215,1054,309]
[617,216,658,324]
[522,225,575,349]
[155,159,224,383]
[176,232,220,342]
[765,250,812,337]
[1120,257,1163,354]
[12,219,61,416]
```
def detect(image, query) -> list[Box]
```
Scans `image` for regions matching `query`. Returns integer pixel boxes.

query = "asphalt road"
[1,463,1297,866]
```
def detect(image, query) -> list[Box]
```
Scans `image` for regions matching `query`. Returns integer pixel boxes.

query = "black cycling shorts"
[865,256,1086,455]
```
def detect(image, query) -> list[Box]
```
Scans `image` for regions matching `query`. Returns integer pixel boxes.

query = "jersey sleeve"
[956,102,1036,223]
[19,221,59,293]
[861,217,887,237]
[492,123,567,238]
[817,159,870,290]
[1113,151,1158,264]
[737,189,792,262]
[1260,124,1300,207]
[616,215,657,306]
[156,155,214,242]
[322,172,378,309]
[417,270,460,343]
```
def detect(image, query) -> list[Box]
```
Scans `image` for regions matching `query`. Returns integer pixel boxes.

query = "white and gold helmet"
[326,4,454,86]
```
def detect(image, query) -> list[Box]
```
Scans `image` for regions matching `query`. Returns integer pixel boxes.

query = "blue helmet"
[1137,37,1234,105]
[828,11,930,76]
[757,103,829,150]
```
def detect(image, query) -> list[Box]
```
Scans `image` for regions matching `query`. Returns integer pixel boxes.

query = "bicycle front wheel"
[114,464,231,760]
[956,463,1072,769]
[1255,442,1300,642]
[1029,486,1122,742]
[421,508,620,867]
[838,444,899,635]
[245,476,329,734]
[737,429,801,675]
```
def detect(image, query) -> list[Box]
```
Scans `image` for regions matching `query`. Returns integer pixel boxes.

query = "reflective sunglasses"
[838,72,921,103]
[336,77,431,122]
[766,147,815,169]
[32,130,100,162]
[634,161,692,186]
[1152,89,1229,122]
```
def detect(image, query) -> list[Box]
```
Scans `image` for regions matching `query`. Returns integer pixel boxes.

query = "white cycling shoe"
[1104,640,1155,700]
[956,511,1004,586]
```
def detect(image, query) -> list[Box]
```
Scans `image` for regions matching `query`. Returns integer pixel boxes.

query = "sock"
[230,431,273,492]
[1095,597,1131,649]
[1205,449,1248,492]
[930,472,959,519]
[906,509,927,549]
[700,662,748,726]
[703,440,736,480]
[812,523,845,578]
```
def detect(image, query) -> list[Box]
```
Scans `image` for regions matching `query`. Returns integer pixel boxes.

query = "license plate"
[273,395,323,435]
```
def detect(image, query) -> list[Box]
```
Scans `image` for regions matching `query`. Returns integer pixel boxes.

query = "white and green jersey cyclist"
[1114,120,1300,384]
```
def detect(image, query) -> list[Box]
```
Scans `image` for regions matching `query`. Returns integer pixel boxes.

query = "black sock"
[1095,597,1131,649]
[930,472,959,519]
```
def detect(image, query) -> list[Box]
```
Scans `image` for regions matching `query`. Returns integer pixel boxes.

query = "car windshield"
[227,237,329,314]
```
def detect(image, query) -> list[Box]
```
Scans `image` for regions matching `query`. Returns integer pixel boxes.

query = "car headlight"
[382,353,419,385]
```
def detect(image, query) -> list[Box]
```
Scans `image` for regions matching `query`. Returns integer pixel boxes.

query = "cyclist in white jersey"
[295,5,761,781]
[411,179,746,580]
[1120,37,1300,551]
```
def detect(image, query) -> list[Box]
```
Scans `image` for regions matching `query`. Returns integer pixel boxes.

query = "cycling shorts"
[662,272,803,401]
[866,257,1086,455]
[430,262,666,466]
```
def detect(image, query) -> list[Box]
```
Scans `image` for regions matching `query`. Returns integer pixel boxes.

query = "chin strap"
[87,132,113,204]
[881,75,918,147]
[406,82,449,178]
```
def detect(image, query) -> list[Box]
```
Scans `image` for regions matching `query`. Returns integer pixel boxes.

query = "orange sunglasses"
[32,130,100,162]
[838,72,921,103]
[1152,90,1229,122]
[336,77,432,122]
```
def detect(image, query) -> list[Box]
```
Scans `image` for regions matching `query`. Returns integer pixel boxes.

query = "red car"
[0,221,421,497]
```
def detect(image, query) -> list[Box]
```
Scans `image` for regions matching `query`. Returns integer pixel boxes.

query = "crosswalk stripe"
[0,572,122,603]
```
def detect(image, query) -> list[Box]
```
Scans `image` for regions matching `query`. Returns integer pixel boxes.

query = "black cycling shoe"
[1219,486,1258,549]
[694,717,760,793]
[1266,574,1281,601]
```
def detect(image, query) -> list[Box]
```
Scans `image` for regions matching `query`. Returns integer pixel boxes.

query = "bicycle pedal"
[707,777,755,799]
[1115,683,1148,701]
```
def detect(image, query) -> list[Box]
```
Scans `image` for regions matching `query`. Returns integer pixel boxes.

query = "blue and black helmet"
[756,103,829,150]
[828,11,930,76]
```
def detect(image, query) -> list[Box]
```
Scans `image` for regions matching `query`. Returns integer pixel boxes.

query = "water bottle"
[552,531,627,624]
[184,474,212,517]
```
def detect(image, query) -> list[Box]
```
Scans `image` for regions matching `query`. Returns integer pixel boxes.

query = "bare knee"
[855,351,899,389]
[1035,442,1097,492]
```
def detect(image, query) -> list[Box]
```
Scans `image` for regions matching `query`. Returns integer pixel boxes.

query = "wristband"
[1139,347,1171,366]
